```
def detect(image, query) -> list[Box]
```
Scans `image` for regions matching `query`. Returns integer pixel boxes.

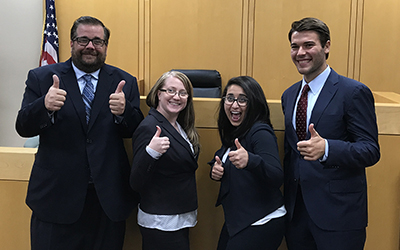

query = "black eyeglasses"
[160,88,189,98]
[73,37,106,47]
[223,95,248,107]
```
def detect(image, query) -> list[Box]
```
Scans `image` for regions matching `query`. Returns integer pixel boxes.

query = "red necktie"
[296,84,310,141]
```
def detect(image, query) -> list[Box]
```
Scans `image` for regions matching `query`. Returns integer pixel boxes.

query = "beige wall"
[0,0,42,147]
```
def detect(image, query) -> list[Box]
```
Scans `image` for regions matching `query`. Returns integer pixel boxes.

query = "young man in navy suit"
[16,16,143,250]
[281,17,380,250]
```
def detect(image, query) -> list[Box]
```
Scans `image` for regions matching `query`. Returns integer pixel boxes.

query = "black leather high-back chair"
[172,69,221,98]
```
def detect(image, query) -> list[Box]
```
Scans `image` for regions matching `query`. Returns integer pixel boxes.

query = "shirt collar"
[72,62,100,80]
[301,66,331,94]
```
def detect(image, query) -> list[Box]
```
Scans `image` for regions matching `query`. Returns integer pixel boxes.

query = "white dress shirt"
[292,66,331,161]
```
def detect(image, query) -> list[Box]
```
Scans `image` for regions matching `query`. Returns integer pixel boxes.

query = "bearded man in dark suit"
[16,16,143,250]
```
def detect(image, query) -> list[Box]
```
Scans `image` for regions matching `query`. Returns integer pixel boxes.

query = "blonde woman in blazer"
[130,71,200,250]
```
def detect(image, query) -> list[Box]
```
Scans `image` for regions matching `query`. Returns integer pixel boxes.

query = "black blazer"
[130,108,198,215]
[281,69,380,231]
[16,59,143,224]
[210,122,284,237]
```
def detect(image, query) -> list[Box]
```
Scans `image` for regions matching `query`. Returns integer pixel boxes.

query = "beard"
[71,48,106,73]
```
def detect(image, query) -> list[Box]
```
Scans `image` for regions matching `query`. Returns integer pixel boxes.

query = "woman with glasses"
[130,71,200,250]
[209,76,286,250]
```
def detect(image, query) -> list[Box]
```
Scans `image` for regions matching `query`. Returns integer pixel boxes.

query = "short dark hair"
[288,17,330,59]
[218,76,272,147]
[70,16,110,45]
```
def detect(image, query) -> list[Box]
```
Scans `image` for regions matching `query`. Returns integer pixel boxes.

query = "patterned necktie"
[82,74,94,124]
[296,84,310,141]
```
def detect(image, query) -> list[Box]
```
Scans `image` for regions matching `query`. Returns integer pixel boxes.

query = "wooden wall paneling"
[352,0,365,81]
[0,181,31,249]
[240,0,256,76]
[190,128,225,249]
[139,0,152,94]
[365,135,400,250]
[0,147,37,249]
[55,0,140,78]
[241,0,250,76]
[148,0,243,90]
[138,0,145,92]
[360,0,400,93]
[252,0,353,100]
[347,0,362,79]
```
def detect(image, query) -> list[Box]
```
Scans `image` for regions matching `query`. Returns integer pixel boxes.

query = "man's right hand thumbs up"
[148,126,170,154]
[45,74,67,111]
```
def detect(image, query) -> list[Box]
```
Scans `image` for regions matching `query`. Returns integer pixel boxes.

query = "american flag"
[39,0,59,66]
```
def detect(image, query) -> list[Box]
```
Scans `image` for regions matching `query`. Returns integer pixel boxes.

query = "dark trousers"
[31,187,126,250]
[285,188,366,250]
[217,216,285,250]
[139,226,190,250]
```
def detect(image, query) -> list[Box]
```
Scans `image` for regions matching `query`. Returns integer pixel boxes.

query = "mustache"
[81,50,98,56]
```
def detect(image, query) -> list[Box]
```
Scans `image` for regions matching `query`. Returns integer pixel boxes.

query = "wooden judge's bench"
[1,92,400,250]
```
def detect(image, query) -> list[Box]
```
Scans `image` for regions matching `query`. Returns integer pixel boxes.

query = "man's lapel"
[59,60,87,129]
[309,69,339,134]
[88,65,117,130]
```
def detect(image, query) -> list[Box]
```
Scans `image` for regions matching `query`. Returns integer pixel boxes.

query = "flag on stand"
[39,0,59,66]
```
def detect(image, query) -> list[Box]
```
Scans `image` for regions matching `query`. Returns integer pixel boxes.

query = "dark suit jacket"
[209,122,284,237]
[16,59,143,224]
[130,108,198,215]
[281,69,380,231]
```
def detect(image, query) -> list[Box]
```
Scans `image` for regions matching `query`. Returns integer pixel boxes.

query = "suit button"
[294,178,297,182]
[86,139,93,144]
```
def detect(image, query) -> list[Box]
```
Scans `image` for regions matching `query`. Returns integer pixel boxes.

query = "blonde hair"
[146,71,200,155]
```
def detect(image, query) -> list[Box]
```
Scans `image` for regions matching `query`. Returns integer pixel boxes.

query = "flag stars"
[40,0,58,67]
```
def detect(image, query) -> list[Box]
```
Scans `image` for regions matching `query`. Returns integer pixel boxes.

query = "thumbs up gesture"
[45,74,67,111]
[148,126,170,154]
[228,138,248,169]
[211,156,224,180]
[109,80,126,115]
[297,123,325,161]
